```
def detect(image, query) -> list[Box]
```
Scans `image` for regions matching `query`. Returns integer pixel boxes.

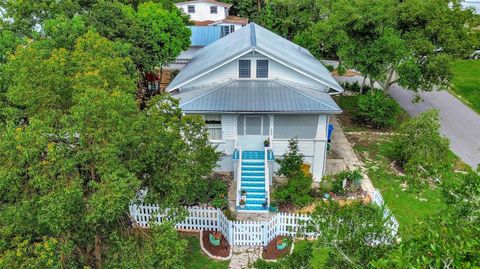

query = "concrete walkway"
[327,116,376,196]
[335,75,480,169]
[229,246,262,269]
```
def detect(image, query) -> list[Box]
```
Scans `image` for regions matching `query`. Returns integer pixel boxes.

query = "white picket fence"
[129,190,399,246]
[371,189,399,237]
[129,204,316,246]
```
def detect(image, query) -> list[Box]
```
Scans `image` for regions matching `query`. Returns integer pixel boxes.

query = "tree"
[309,201,396,268]
[295,0,477,92]
[0,29,217,268]
[373,171,480,268]
[391,109,453,193]
[357,90,401,129]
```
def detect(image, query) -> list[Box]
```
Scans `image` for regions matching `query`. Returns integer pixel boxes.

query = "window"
[210,5,217,14]
[205,115,222,140]
[256,60,269,78]
[187,5,195,13]
[220,25,235,37]
[238,60,251,78]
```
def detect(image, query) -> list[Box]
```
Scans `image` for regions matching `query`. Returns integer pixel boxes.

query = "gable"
[167,23,343,93]
[182,52,330,91]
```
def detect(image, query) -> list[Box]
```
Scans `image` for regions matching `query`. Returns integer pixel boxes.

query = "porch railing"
[235,147,243,208]
[264,146,270,209]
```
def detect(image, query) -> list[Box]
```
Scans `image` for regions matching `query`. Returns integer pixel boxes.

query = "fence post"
[217,208,221,231]
[262,222,267,247]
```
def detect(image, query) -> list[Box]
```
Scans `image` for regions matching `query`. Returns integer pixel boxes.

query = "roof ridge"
[274,80,340,111]
[179,80,234,108]
[250,23,257,48]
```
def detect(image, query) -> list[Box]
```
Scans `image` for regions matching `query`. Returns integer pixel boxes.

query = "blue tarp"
[328,124,334,141]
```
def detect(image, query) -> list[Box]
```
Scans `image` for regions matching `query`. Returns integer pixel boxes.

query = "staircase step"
[237,205,269,212]
[242,182,265,187]
[246,193,266,199]
[242,166,264,171]
[245,199,265,205]
[242,172,265,177]
[241,177,264,182]
[241,186,265,192]
[242,161,264,166]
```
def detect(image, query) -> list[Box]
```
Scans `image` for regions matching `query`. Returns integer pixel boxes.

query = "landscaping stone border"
[199,230,232,261]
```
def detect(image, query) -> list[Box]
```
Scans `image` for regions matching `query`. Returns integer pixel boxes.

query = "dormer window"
[210,6,218,14]
[187,5,195,13]
[239,60,251,78]
[256,60,269,78]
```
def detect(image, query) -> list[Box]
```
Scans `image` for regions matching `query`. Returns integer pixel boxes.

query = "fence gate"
[231,221,264,246]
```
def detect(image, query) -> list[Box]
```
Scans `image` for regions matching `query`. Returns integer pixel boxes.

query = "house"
[167,23,343,212]
[461,0,480,14]
[175,0,248,35]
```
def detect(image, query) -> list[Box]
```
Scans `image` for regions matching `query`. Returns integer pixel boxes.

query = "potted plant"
[241,189,247,201]
[209,231,221,247]
[239,199,246,209]
[269,200,278,212]
[262,198,268,209]
[276,237,288,250]
[264,138,270,147]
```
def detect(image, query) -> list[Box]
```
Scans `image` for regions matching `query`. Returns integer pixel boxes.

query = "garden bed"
[262,236,292,260]
[201,231,231,259]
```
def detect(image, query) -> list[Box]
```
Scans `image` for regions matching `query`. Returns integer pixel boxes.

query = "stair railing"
[264,146,270,209]
[235,147,243,208]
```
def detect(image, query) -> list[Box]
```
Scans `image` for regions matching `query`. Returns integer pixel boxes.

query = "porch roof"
[173,80,342,114]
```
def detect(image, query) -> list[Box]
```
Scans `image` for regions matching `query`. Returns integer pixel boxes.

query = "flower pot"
[269,206,278,212]
[209,233,221,247]
[276,241,287,250]
[240,203,245,209]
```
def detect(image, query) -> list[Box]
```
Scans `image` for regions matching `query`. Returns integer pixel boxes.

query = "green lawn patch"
[182,234,229,269]
[351,134,446,234]
[294,240,330,269]
[451,60,480,114]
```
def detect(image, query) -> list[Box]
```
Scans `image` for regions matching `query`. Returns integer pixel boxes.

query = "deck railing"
[264,146,270,209]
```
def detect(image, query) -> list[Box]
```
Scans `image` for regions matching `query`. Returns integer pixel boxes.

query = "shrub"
[357,90,401,129]
[274,173,313,206]
[183,175,228,207]
[276,138,304,178]
[391,109,453,192]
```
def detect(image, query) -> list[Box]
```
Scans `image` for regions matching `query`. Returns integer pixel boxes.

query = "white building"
[167,23,343,212]
[175,0,248,35]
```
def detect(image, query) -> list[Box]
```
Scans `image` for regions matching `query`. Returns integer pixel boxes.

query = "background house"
[167,23,343,212]
[175,0,248,33]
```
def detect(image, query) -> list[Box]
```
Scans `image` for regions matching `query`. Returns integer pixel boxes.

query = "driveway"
[334,75,480,169]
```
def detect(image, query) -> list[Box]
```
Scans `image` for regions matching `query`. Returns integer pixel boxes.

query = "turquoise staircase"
[238,151,268,212]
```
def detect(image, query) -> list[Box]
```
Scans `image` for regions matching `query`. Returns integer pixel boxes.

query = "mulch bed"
[262,236,291,260]
[202,231,230,258]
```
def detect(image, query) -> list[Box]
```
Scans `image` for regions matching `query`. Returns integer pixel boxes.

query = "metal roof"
[188,26,221,46]
[167,23,343,93]
[173,80,342,113]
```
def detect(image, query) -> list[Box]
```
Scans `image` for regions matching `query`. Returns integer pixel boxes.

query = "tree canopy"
[294,0,478,92]
[0,2,217,268]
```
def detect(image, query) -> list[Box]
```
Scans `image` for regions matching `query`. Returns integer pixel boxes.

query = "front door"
[239,115,264,150]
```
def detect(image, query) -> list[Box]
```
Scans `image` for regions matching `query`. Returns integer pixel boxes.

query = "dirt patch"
[202,231,230,258]
[278,203,298,213]
[262,236,291,260]
[331,70,360,77]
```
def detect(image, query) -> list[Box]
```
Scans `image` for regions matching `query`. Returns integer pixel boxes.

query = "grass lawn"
[451,60,480,114]
[182,234,229,269]
[294,240,330,269]
[350,134,446,233]
[334,94,446,234]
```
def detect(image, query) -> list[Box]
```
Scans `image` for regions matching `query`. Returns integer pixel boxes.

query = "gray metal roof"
[167,23,343,93]
[173,80,342,113]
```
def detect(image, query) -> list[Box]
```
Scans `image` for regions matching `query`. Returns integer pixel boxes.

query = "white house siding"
[181,52,330,91]
[209,113,328,181]
[176,2,228,21]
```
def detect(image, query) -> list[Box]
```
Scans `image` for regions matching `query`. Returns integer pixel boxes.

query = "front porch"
[233,149,274,213]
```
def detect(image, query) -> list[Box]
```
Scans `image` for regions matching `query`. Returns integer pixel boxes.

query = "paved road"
[334,75,480,169]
